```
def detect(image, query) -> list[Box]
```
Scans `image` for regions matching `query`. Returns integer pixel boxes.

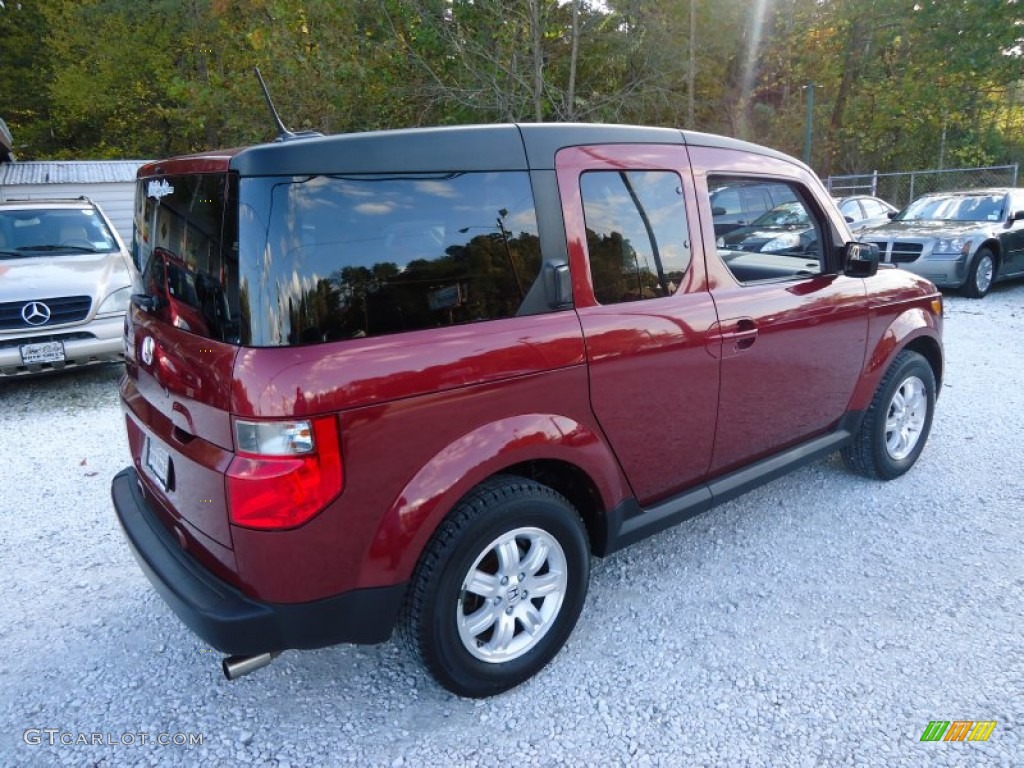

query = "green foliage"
[2,0,1023,174]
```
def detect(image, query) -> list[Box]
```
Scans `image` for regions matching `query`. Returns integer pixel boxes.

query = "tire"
[842,350,936,480]
[962,247,996,298]
[402,475,590,698]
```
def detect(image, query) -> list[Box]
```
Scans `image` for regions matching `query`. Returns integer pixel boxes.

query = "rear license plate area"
[146,437,172,490]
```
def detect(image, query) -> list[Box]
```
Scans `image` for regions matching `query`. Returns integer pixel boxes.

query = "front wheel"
[403,476,590,697]
[842,350,936,480]
[962,247,996,298]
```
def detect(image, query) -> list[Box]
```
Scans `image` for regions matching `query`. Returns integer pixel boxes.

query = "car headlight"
[932,237,971,257]
[760,232,801,252]
[97,286,131,315]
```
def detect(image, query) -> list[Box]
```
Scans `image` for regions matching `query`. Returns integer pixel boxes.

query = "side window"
[860,199,886,217]
[839,199,863,220]
[1009,192,1024,218]
[580,171,691,304]
[710,187,741,216]
[710,176,824,285]
[741,187,771,219]
[242,172,545,345]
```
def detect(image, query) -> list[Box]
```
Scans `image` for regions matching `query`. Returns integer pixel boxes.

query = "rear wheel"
[842,350,936,480]
[962,247,996,298]
[403,475,589,697]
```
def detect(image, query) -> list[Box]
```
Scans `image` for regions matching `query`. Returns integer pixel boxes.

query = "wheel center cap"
[506,584,521,606]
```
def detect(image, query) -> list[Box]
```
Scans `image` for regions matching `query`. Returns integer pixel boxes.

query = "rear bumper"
[111,467,405,656]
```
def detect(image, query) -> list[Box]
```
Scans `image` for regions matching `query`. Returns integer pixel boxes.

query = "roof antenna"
[254,67,321,142]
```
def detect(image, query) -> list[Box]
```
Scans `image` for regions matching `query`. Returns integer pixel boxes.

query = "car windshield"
[750,202,808,228]
[898,193,1005,222]
[0,207,118,259]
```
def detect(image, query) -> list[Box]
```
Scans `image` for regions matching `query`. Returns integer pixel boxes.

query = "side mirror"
[886,210,898,219]
[844,241,879,278]
[1012,210,1024,222]
[844,215,855,224]
[712,206,727,216]
[131,293,164,313]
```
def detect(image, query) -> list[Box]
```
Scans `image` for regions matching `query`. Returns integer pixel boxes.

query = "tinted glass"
[238,172,544,347]
[0,207,117,259]
[135,173,240,342]
[580,171,691,304]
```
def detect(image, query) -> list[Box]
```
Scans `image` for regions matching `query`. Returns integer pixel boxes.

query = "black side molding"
[596,416,862,556]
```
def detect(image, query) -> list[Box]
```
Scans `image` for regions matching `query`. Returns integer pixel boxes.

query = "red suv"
[111,124,943,697]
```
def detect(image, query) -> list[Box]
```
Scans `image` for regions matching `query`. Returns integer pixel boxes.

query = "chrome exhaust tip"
[222,651,280,681]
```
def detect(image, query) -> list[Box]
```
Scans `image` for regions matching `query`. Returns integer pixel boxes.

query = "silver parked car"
[836,194,898,230]
[0,198,137,375]
[858,188,1024,298]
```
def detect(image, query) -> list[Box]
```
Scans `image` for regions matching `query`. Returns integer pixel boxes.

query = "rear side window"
[239,172,545,346]
[579,170,691,304]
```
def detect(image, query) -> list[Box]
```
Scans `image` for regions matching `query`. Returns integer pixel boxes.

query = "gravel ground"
[1,284,1021,768]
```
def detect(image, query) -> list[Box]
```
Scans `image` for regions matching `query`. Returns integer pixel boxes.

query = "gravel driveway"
[1,285,1021,767]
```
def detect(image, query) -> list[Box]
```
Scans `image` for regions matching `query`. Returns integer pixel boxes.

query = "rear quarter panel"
[228,311,630,601]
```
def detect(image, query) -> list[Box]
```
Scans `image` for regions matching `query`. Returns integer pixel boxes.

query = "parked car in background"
[836,195,898,230]
[857,188,1024,297]
[0,198,136,375]
[710,180,798,236]
[716,200,820,257]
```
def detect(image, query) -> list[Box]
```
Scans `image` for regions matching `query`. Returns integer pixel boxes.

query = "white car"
[0,198,138,375]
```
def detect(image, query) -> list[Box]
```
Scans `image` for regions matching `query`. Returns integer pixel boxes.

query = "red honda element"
[112,124,943,697]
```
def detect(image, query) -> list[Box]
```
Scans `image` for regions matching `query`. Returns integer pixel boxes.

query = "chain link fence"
[825,164,1019,208]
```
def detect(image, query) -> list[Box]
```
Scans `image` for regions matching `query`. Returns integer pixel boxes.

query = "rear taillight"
[227,416,343,530]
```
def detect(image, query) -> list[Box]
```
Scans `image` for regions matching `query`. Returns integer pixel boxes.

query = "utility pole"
[803,82,815,165]
[687,0,696,127]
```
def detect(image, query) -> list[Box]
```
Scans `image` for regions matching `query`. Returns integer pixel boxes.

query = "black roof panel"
[230,124,529,176]
[518,123,685,169]
[227,122,804,177]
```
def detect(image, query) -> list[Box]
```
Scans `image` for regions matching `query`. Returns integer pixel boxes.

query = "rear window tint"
[239,172,545,346]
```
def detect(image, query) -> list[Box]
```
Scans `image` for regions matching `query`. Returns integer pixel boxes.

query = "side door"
[556,144,720,506]
[688,150,870,477]
[1002,190,1024,276]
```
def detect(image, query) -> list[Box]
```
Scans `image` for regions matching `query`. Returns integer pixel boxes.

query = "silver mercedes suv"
[0,198,137,376]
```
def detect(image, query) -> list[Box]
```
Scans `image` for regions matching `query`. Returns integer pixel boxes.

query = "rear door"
[124,170,241,562]
[557,144,720,506]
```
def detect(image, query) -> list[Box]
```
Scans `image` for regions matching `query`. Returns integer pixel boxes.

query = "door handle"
[720,318,758,351]
[705,318,758,357]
